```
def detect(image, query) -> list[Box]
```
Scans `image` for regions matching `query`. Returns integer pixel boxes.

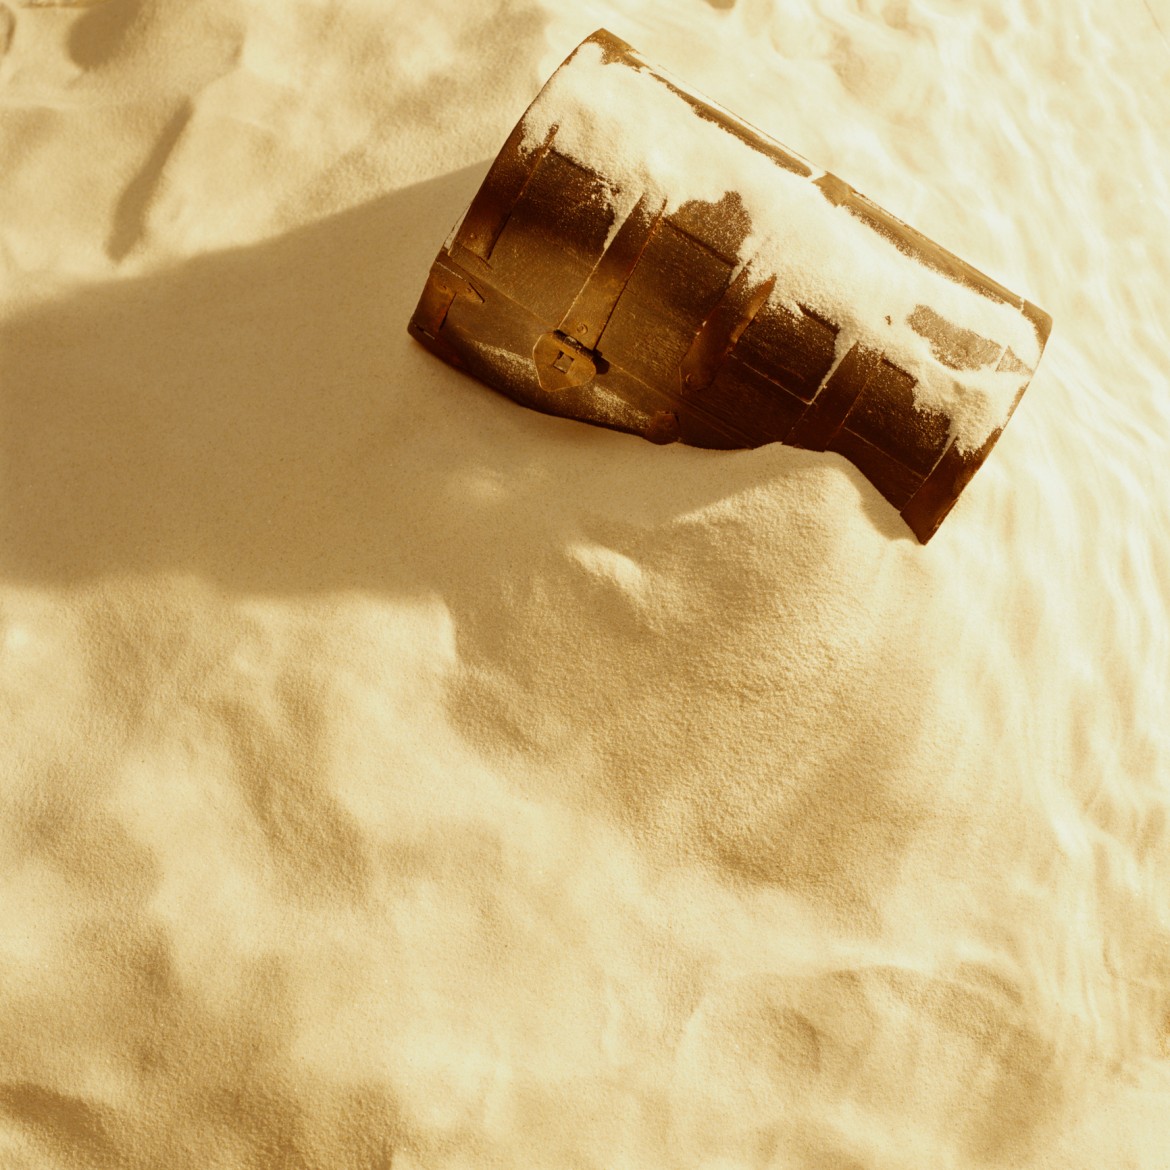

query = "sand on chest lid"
[518,39,1042,454]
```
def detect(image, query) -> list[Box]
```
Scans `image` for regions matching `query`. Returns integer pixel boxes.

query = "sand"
[1,0,1168,1167]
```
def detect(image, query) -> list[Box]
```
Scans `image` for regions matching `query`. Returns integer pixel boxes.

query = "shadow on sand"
[0,162,908,597]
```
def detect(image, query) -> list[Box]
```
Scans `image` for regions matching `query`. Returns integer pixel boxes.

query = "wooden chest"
[409,30,1051,543]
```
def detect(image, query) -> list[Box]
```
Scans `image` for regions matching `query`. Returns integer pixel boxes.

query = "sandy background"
[2,0,1169,1166]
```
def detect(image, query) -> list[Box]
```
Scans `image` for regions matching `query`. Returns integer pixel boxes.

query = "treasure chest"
[408,29,1051,543]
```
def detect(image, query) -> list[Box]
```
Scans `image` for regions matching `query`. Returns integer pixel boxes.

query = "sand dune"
[2,0,1168,1166]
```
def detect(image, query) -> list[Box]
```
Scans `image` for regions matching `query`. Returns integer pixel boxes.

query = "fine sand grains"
[1,0,1169,1168]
